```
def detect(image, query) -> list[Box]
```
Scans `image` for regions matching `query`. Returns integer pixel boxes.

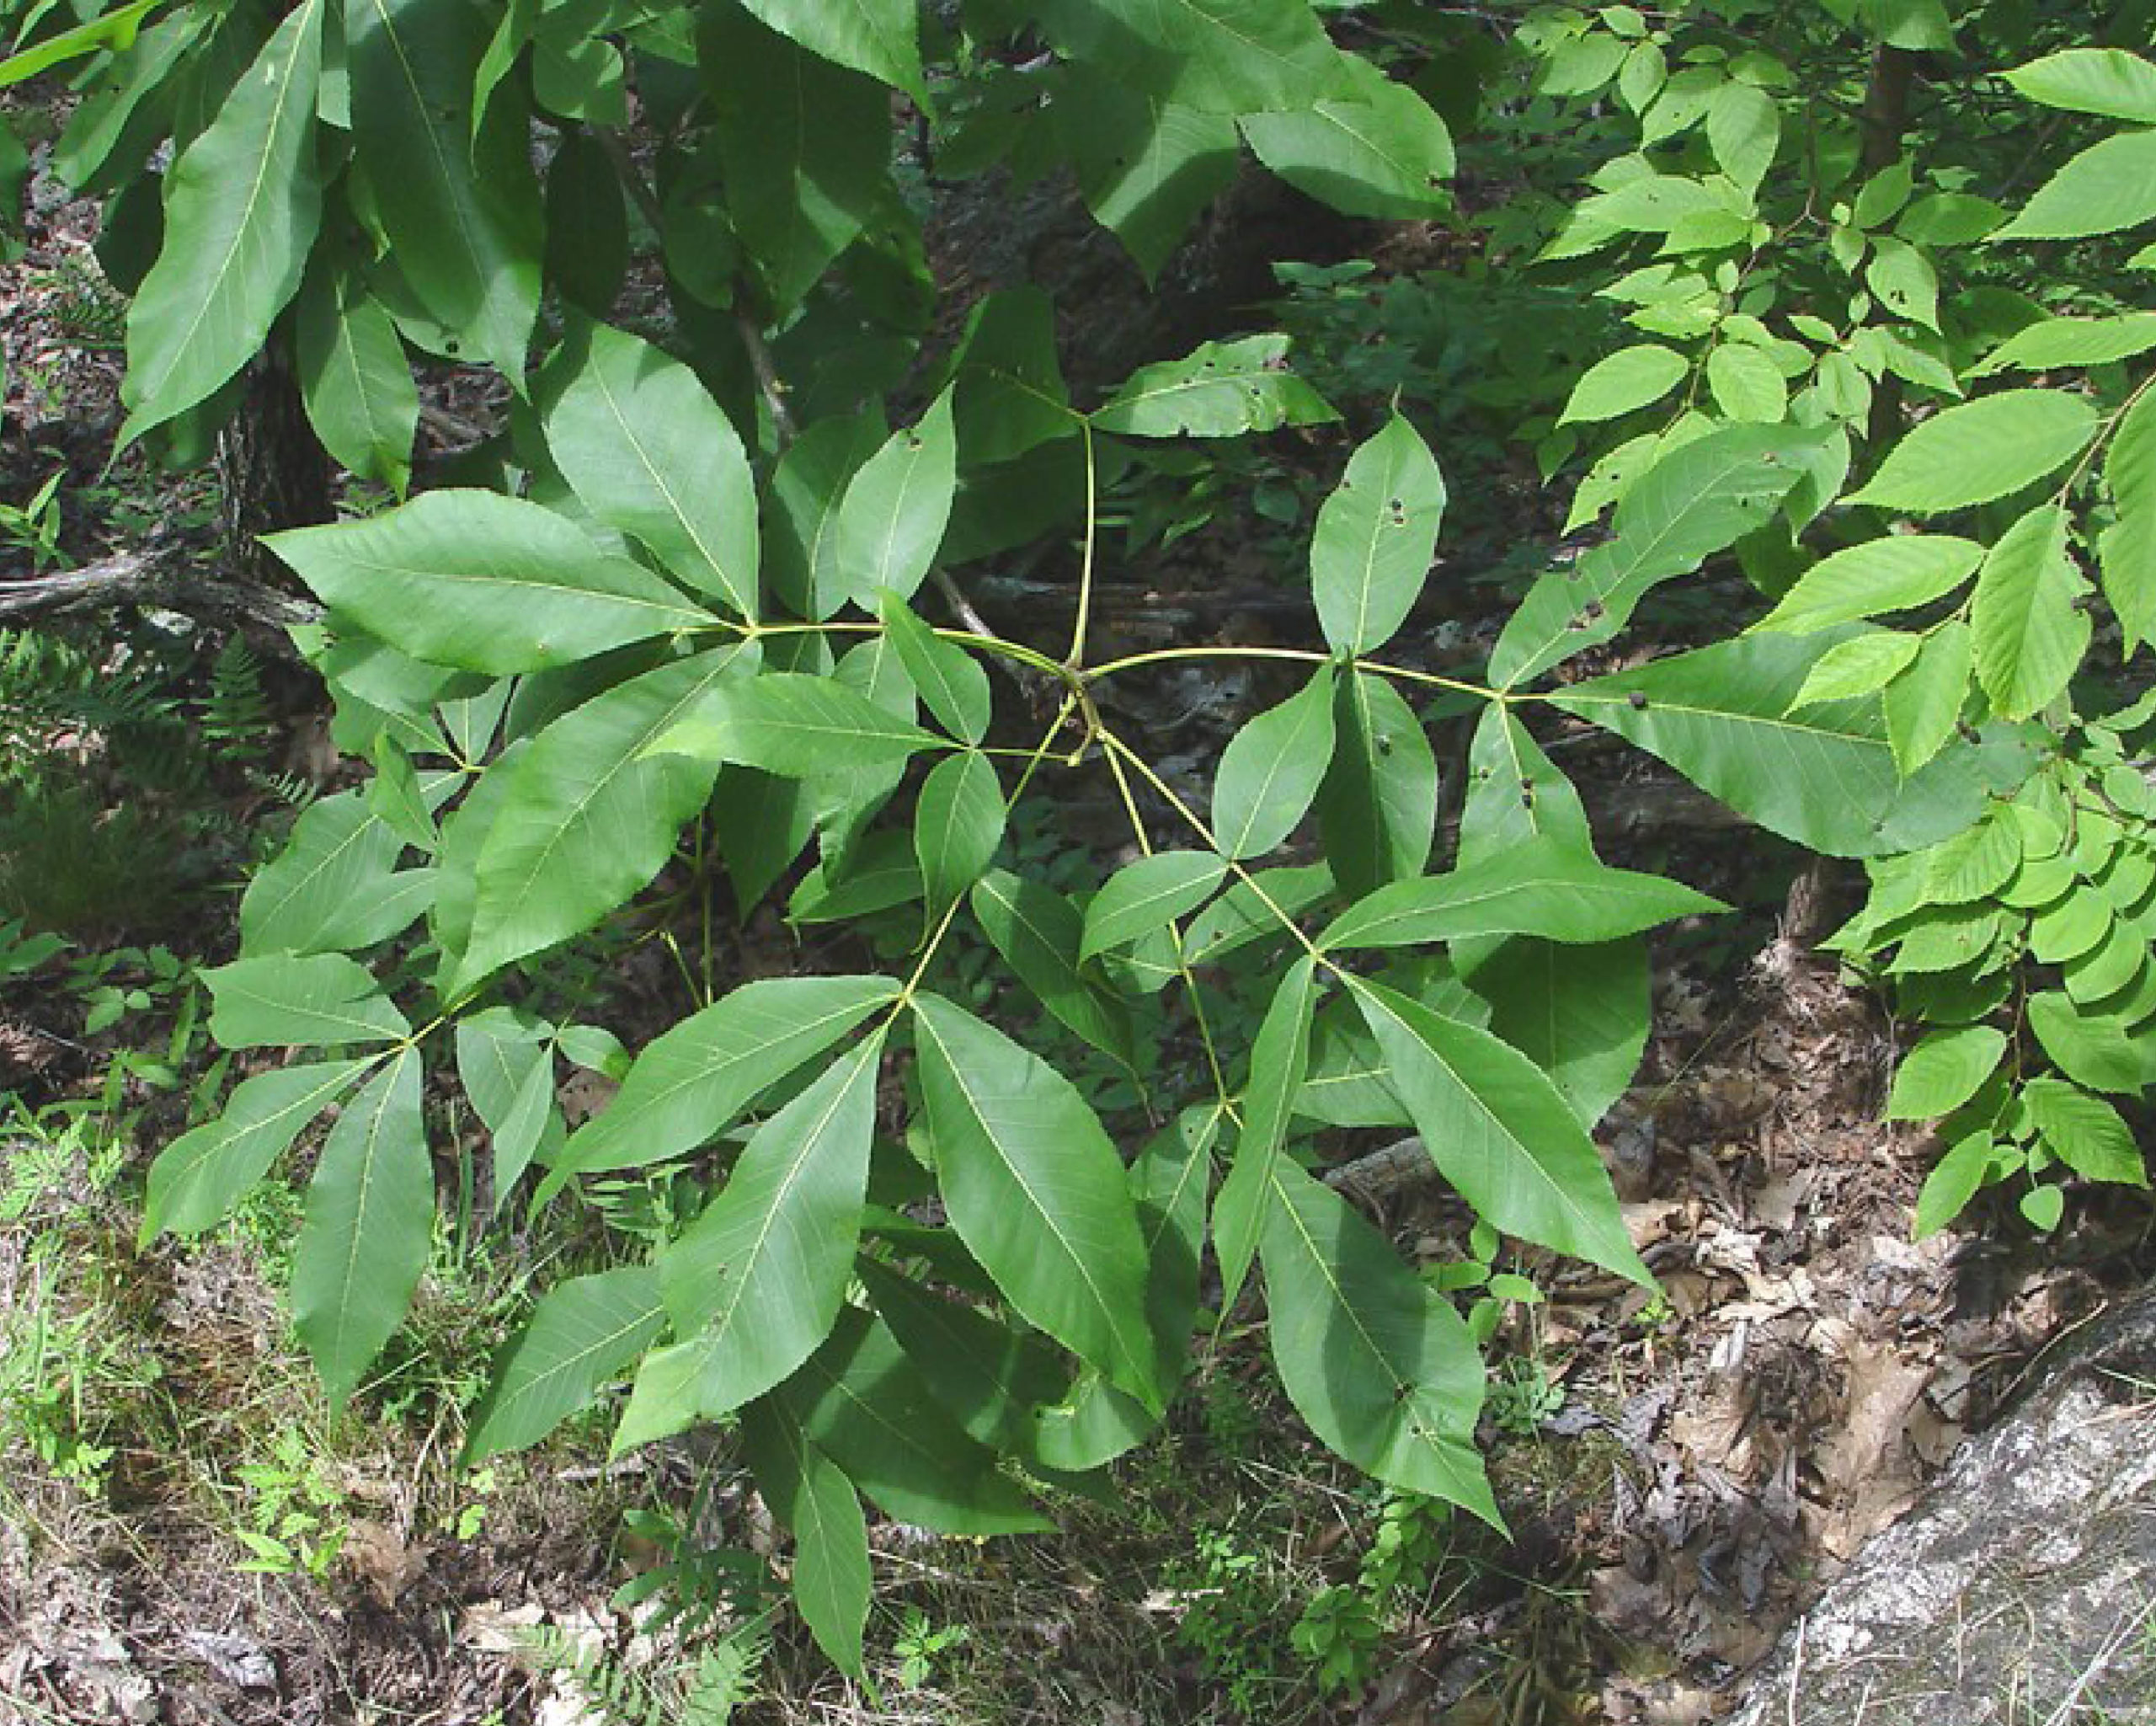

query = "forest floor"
[3,142,2153,1726]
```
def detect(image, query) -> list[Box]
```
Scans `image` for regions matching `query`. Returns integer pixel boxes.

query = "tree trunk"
[215,335,332,588]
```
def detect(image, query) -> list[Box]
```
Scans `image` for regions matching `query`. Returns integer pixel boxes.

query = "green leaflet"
[295,261,417,498]
[143,1057,374,1237]
[1081,850,1227,961]
[549,975,899,1183]
[1555,344,1688,427]
[239,789,431,957]
[1885,1024,2008,1121]
[771,1309,1051,1534]
[1310,414,1445,656]
[657,1034,883,1421]
[1996,129,2156,241]
[1318,670,1439,898]
[915,751,1006,922]
[705,7,889,313]
[1210,956,1318,1314]
[1035,0,1339,113]
[829,388,958,612]
[737,0,925,105]
[1491,424,1822,689]
[946,288,1079,464]
[2002,48,2156,123]
[1459,936,1650,1130]
[1353,978,1652,1286]
[880,591,990,744]
[268,491,715,676]
[1320,835,1726,951]
[646,671,942,775]
[119,0,323,441]
[911,994,1159,1410]
[291,1050,430,1408]
[1054,74,1238,282]
[857,1259,1068,1457]
[1457,705,1592,866]
[1259,1159,1499,1526]
[2100,387,2156,657]
[1971,505,2089,720]
[1883,622,1974,777]
[1546,631,2032,858]
[205,954,410,1049]
[452,645,751,995]
[739,1401,873,1676]
[1092,334,1337,438]
[1182,862,1336,966]
[347,0,541,381]
[1754,536,1983,634]
[969,869,1136,1071]
[1845,390,2098,514]
[454,1007,563,1209]
[1240,77,1453,220]
[538,322,759,619]
[1974,312,2156,375]
[2022,1078,2147,1185]
[1211,667,1337,860]
[465,1266,666,1461]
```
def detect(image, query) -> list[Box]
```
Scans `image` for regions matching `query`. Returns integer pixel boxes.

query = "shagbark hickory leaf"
[1997,130,2156,241]
[465,1266,665,1460]
[454,646,752,994]
[737,0,926,106]
[881,591,990,744]
[1036,0,1340,113]
[739,1401,873,1676]
[1459,936,1650,1130]
[2101,387,2156,656]
[1212,667,1337,859]
[1240,78,1453,220]
[830,388,957,611]
[1182,862,1336,966]
[969,870,1137,1071]
[118,0,323,441]
[1353,979,1652,1286]
[1211,956,1319,1314]
[1458,705,1593,866]
[1057,74,1239,281]
[240,789,430,957]
[1092,334,1337,438]
[1260,1159,1500,1525]
[1080,850,1228,961]
[645,672,942,776]
[347,0,541,382]
[658,1034,883,1420]
[946,288,1079,465]
[551,975,899,1182]
[911,994,1159,1410]
[1321,836,1725,950]
[857,1260,1069,1457]
[1844,390,2098,513]
[291,1050,430,1409]
[205,954,410,1049]
[765,408,887,621]
[1310,414,1445,655]
[538,322,759,618]
[1972,505,2089,719]
[1320,669,1440,897]
[915,751,1007,924]
[268,492,714,676]
[1491,424,1823,689]
[295,261,417,497]
[143,1058,374,1238]
[455,1010,563,1210]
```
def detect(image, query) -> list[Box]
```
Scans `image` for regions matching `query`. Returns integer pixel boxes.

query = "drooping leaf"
[1056,73,1238,281]
[969,870,1136,1071]
[205,954,410,1048]
[1310,414,1445,655]
[1318,670,1439,897]
[1239,78,1452,219]
[646,671,942,774]
[295,264,418,497]
[119,0,323,441]
[347,0,540,380]
[1321,835,1725,951]
[1260,1159,1499,1525]
[880,591,991,744]
[538,321,759,618]
[1212,667,1337,860]
[736,0,925,104]
[1753,535,1983,633]
[1996,130,2156,241]
[1458,936,1649,1129]
[1353,979,1652,1285]
[2100,386,2156,656]
[1092,334,1337,438]
[658,1034,883,1419]
[739,1400,873,1676]
[1492,424,1823,688]
[1844,390,2097,513]
[1081,850,1226,961]
[912,993,1158,1408]
[465,1266,665,1460]
[239,789,431,956]
[550,975,900,1181]
[1210,955,1318,1314]
[829,387,957,612]
[453,647,750,993]
[1545,630,2033,857]
[1971,505,2089,719]
[291,1051,430,1408]
[268,492,715,676]
[143,1058,373,1237]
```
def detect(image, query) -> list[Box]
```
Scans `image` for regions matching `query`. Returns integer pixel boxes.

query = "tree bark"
[215,337,333,588]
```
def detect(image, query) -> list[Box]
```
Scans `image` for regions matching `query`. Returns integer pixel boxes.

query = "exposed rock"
[1724,1289,2156,1726]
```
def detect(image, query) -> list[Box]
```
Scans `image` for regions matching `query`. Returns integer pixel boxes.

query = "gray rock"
[1725,1291,2156,1726]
